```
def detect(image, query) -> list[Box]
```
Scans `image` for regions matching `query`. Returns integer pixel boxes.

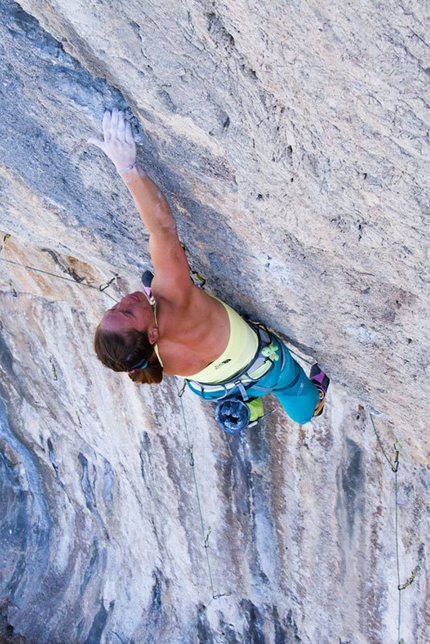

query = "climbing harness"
[187,323,282,401]
[142,271,278,422]
[185,323,283,434]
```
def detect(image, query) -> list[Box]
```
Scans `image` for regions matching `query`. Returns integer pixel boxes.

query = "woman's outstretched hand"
[88,108,137,172]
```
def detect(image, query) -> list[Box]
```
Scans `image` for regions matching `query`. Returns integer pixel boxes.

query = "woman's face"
[100,292,155,335]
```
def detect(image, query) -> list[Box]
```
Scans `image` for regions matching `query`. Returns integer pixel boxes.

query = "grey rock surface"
[0,0,429,642]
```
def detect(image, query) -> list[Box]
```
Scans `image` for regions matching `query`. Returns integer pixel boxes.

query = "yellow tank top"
[154,299,258,384]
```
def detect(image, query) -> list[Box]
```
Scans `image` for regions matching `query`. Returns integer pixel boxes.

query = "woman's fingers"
[117,110,126,141]
[124,118,133,145]
[89,109,136,170]
[110,107,119,136]
[102,110,112,140]
[87,136,105,150]
[103,109,129,142]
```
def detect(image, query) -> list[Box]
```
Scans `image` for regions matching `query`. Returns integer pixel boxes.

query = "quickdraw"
[180,242,206,288]
[99,273,121,291]
[398,567,419,591]
[0,233,11,252]
[204,527,212,549]
[392,439,400,473]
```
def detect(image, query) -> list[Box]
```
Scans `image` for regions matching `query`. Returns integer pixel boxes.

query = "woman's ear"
[147,326,159,345]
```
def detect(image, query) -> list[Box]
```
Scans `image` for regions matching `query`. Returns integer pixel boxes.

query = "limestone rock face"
[0,0,429,642]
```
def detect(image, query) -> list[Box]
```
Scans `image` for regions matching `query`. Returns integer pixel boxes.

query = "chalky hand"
[88,108,137,173]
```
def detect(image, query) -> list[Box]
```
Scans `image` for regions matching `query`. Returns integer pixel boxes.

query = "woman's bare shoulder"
[156,284,224,320]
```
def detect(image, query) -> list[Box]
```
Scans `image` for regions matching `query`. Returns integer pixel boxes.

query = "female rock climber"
[90,109,329,432]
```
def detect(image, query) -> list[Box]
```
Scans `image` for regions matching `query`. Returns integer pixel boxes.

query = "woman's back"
[154,284,231,377]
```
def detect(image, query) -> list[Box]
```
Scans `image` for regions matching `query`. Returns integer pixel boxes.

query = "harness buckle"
[236,381,249,401]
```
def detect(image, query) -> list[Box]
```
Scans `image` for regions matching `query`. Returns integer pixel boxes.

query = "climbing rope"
[286,345,314,366]
[7,236,417,642]
[176,381,230,643]
[370,412,419,644]
[260,322,314,366]
[0,256,119,302]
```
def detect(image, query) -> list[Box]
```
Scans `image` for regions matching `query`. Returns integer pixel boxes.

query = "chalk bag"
[215,397,250,434]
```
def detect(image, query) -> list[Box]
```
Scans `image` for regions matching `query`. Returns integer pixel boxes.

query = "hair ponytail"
[128,357,163,384]
[94,325,163,385]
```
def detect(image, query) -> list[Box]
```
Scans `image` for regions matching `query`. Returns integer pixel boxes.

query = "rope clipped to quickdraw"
[0,236,119,302]
[175,381,231,642]
[370,412,400,472]
[188,445,195,467]
[392,442,400,473]
[177,380,187,398]
[99,273,121,291]
[176,381,215,595]
[204,527,212,549]
[398,567,419,591]
[370,411,419,644]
